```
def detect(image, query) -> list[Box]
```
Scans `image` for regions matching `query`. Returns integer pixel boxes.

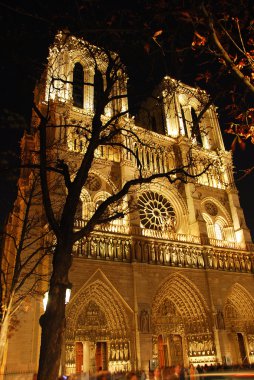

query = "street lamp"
[43,286,72,311]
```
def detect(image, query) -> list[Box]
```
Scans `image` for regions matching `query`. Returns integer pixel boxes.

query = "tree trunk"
[0,305,11,378]
[37,243,72,380]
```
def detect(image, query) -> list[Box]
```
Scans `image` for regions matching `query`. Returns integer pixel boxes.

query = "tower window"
[191,108,202,146]
[94,69,104,112]
[180,105,188,136]
[73,63,84,108]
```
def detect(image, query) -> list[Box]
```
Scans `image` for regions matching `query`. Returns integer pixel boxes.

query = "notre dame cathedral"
[3,30,254,379]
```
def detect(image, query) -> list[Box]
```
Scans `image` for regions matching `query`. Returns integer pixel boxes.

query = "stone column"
[83,341,90,374]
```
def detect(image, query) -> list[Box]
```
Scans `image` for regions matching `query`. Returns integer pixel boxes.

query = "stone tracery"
[138,191,176,231]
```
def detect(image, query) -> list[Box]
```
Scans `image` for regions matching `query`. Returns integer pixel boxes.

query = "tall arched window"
[73,63,84,108]
[191,107,202,145]
[180,105,188,136]
[214,222,224,240]
[94,69,104,112]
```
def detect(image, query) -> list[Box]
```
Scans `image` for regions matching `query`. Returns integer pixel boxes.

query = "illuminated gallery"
[3,31,254,378]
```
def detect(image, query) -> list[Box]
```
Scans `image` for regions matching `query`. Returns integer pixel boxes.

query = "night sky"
[0,0,254,238]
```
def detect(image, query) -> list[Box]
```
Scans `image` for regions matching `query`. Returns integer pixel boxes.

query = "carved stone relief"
[72,236,253,275]
[187,334,215,356]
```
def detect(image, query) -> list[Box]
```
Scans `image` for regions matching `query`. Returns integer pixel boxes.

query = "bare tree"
[0,173,52,371]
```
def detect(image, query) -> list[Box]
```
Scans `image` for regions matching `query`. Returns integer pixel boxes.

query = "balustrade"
[72,233,253,273]
[209,238,244,250]
[74,219,249,252]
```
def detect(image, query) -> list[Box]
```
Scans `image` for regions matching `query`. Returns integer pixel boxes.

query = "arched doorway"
[65,271,133,375]
[224,284,254,365]
[151,273,214,366]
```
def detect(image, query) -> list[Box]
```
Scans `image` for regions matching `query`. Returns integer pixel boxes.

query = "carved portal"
[65,276,133,374]
[151,274,214,365]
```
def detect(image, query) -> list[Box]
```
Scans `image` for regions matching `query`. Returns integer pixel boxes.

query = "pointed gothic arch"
[225,283,254,324]
[66,269,133,341]
[201,197,232,225]
[151,273,211,333]
[223,283,254,364]
[201,197,235,242]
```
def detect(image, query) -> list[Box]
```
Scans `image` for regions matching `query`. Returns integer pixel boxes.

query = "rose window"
[138,191,176,230]
[204,202,218,216]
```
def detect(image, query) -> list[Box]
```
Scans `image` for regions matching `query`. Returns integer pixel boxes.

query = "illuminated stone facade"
[3,31,254,379]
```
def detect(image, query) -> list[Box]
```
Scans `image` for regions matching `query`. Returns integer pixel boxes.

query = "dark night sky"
[0,0,254,238]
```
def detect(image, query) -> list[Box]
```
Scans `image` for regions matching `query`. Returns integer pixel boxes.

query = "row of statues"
[65,341,130,367]
[109,341,129,361]
[206,250,252,272]
[75,237,131,261]
[73,237,253,273]
[65,344,75,364]
[188,337,215,356]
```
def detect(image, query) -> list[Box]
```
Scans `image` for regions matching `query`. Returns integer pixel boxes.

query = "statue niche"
[140,309,150,332]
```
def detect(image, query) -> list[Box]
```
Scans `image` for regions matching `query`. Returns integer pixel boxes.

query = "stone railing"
[130,225,201,244]
[74,219,250,251]
[201,236,245,250]
[74,219,200,244]
[73,233,254,273]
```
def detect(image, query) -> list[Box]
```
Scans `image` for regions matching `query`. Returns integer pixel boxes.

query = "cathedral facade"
[3,31,254,379]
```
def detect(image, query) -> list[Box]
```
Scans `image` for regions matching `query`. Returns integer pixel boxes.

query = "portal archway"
[151,273,215,366]
[223,283,254,365]
[65,270,133,374]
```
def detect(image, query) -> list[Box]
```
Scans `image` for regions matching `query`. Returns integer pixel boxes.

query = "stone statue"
[119,343,124,360]
[108,238,113,258]
[111,343,116,360]
[179,248,185,266]
[217,310,225,330]
[185,247,192,266]
[123,240,130,260]
[197,251,204,268]
[165,245,170,264]
[135,240,142,261]
[171,246,178,265]
[124,342,129,360]
[99,238,105,258]
[140,309,149,332]
[115,343,120,360]
[90,239,97,257]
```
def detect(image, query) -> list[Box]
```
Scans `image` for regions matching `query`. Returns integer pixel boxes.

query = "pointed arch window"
[191,107,202,146]
[73,63,84,108]
[214,222,224,240]
[94,69,104,112]
[180,105,188,136]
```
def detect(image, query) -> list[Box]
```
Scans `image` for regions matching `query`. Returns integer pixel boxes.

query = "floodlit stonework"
[3,31,254,379]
